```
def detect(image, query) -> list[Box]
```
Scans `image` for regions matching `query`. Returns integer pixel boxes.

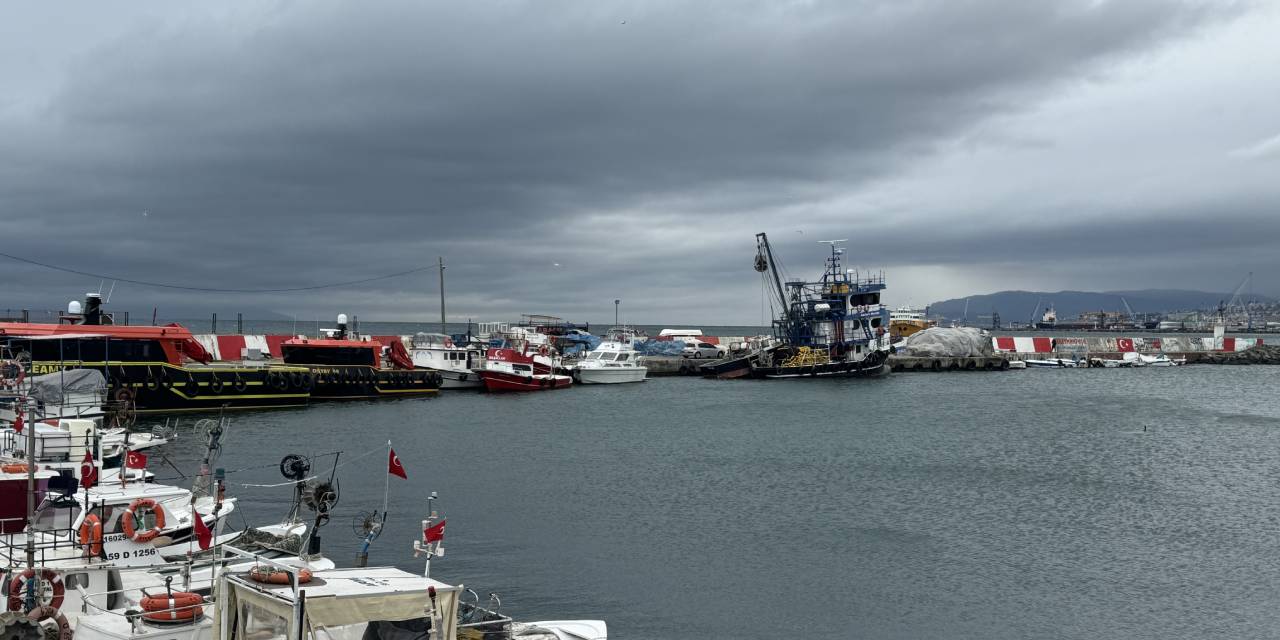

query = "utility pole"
[438,257,447,335]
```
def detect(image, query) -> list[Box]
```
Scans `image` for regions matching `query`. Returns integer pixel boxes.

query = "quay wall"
[189,332,1268,363]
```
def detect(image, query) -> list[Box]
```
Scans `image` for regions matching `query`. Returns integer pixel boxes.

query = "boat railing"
[0,523,96,565]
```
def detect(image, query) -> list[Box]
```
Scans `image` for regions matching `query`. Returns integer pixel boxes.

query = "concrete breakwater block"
[888,356,1012,372]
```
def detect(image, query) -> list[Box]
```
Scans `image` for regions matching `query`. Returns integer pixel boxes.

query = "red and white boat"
[476,348,571,392]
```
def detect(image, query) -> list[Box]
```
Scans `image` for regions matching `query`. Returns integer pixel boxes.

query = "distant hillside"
[927,289,1276,322]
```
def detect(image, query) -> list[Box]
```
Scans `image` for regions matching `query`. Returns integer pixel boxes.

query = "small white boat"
[1006,360,1027,370]
[1023,358,1079,368]
[1139,353,1186,367]
[575,340,647,385]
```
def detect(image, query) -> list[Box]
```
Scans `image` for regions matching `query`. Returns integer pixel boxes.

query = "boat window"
[871,317,882,328]
[237,599,289,640]
[513,364,532,373]
[617,353,630,361]
[30,498,80,536]
[63,573,89,590]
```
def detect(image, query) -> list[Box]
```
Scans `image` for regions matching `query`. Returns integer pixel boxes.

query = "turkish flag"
[12,408,22,434]
[125,451,148,470]
[388,448,407,479]
[80,451,98,489]
[424,519,446,543]
[192,511,212,550]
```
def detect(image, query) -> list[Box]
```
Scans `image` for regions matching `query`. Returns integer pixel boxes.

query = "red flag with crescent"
[12,407,22,434]
[125,450,148,469]
[424,519,446,543]
[80,451,98,489]
[388,448,407,479]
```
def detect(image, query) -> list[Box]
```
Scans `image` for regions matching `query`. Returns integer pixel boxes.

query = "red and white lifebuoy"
[140,591,204,621]
[7,568,64,612]
[121,498,166,543]
[27,606,72,640]
[0,359,24,389]
[538,345,551,357]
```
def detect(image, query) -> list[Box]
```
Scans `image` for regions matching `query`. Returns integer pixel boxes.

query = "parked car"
[683,342,726,359]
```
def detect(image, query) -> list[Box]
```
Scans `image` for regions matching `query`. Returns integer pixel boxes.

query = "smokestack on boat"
[83,293,105,325]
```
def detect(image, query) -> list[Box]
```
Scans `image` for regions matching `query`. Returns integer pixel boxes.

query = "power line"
[0,250,435,293]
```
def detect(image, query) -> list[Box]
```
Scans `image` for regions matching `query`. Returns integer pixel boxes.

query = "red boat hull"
[480,371,572,392]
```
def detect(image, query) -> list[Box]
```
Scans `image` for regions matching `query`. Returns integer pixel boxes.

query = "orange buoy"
[121,498,166,543]
[78,514,104,556]
[1,463,34,473]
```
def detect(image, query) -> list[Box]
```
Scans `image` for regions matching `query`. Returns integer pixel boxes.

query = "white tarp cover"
[901,327,995,358]
[26,369,105,402]
[221,569,459,640]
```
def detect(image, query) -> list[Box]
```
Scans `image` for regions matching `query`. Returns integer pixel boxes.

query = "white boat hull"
[433,369,485,389]
[576,367,647,384]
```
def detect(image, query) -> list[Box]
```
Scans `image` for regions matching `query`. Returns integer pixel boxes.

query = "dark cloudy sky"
[2,0,1278,324]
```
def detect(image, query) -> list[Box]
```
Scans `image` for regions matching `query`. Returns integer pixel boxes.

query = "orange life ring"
[27,606,72,640]
[121,498,166,543]
[7,569,64,612]
[248,566,312,585]
[1,463,34,473]
[140,591,203,621]
[79,514,104,557]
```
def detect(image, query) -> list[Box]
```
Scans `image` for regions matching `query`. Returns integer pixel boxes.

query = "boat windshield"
[616,353,630,361]
[30,497,81,536]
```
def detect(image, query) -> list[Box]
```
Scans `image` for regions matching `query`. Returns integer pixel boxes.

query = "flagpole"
[383,440,391,518]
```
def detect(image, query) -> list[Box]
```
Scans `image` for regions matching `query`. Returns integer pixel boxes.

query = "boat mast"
[756,233,789,337]
[438,257,447,335]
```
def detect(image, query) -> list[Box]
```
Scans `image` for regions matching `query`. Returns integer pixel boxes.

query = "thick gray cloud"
[0,0,1271,324]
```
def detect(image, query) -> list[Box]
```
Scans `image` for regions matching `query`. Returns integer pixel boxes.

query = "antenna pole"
[438,258,447,335]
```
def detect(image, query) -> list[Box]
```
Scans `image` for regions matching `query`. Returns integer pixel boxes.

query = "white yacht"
[574,341,647,385]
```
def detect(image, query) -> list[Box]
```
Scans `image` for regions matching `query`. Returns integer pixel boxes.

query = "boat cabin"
[72,565,462,640]
[280,339,382,368]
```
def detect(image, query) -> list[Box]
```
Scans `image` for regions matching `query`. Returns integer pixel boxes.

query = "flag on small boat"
[126,450,148,469]
[388,448,407,479]
[80,451,98,489]
[12,408,22,434]
[425,519,446,543]
[193,511,212,550]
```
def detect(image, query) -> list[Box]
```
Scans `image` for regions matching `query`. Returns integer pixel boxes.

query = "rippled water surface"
[148,366,1280,639]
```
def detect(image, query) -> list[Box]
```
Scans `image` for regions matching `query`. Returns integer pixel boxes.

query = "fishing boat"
[477,349,572,391]
[0,295,311,414]
[408,333,485,389]
[573,339,647,385]
[710,233,892,379]
[279,315,441,399]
